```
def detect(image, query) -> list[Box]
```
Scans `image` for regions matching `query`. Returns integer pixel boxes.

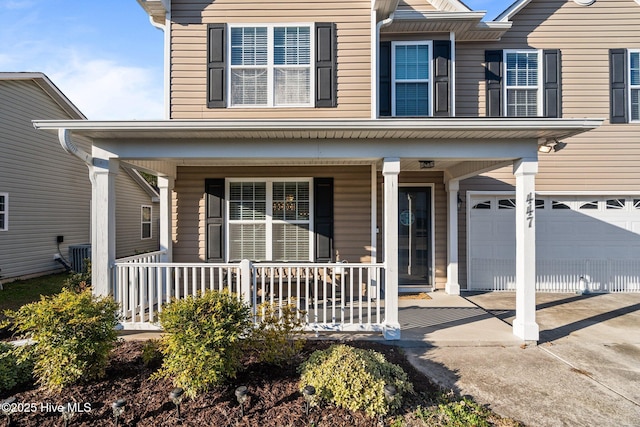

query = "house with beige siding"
[34,0,640,342]
[0,73,160,284]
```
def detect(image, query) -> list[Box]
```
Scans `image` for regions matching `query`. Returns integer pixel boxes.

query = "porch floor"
[118,291,519,346]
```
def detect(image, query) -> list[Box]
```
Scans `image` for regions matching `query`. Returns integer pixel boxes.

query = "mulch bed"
[2,339,440,427]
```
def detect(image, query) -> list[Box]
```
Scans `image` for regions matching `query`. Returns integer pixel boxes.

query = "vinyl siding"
[115,172,160,258]
[173,165,372,264]
[0,80,92,280]
[170,0,372,119]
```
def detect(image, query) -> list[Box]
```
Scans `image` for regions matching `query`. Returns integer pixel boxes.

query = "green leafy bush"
[298,344,413,417]
[250,300,306,366]
[0,342,33,392]
[141,339,163,369]
[153,289,252,398]
[64,260,91,292]
[409,391,492,427]
[6,288,119,391]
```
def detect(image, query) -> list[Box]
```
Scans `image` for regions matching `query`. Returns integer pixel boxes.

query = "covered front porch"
[34,118,601,341]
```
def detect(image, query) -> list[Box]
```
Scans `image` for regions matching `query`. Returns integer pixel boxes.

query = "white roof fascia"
[0,72,86,120]
[428,0,472,12]
[495,0,531,22]
[394,10,486,20]
[122,165,160,200]
[136,0,169,27]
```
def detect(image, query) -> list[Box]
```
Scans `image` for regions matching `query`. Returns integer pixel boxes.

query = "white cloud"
[49,55,164,120]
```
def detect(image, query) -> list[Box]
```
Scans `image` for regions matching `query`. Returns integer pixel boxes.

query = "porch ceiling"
[33,118,602,142]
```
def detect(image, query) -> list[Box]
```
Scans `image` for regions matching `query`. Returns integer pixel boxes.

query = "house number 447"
[526,192,534,228]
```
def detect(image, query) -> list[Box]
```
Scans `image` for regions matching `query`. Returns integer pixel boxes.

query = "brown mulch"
[2,340,440,427]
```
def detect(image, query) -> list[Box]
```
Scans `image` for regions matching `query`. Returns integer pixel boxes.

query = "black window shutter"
[610,48,628,124]
[433,40,452,117]
[543,49,562,118]
[485,50,503,117]
[314,178,334,262]
[379,41,392,117]
[207,24,226,108]
[205,179,225,261]
[315,23,337,108]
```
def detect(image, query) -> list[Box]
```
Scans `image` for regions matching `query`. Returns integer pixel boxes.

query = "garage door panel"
[469,194,640,292]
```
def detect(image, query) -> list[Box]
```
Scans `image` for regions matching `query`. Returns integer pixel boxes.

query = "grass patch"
[0,273,68,313]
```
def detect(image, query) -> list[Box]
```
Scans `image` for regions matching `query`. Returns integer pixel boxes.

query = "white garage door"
[468,194,640,292]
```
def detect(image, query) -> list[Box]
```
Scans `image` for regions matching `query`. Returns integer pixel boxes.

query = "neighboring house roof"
[0,72,85,120]
[122,165,160,202]
[495,0,640,22]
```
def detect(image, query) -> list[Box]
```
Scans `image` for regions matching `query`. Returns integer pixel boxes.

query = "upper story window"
[207,23,336,109]
[392,42,431,116]
[504,51,541,117]
[610,48,640,123]
[0,193,7,231]
[485,49,561,118]
[380,40,451,117]
[230,25,311,107]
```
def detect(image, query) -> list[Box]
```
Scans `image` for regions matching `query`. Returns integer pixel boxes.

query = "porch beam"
[157,175,174,262]
[382,158,401,340]
[445,179,460,295]
[90,158,119,297]
[513,158,539,342]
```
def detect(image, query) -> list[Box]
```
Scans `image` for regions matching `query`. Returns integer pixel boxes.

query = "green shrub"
[298,344,413,417]
[250,300,306,366]
[153,289,252,398]
[64,260,91,293]
[0,342,33,392]
[141,339,163,368]
[410,391,491,427]
[6,288,119,391]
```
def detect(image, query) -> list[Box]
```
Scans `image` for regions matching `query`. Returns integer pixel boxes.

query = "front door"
[398,187,433,286]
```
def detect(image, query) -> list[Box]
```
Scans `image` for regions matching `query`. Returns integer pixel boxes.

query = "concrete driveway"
[400,292,640,427]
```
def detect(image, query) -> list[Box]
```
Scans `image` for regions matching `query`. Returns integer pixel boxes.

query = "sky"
[0,0,515,120]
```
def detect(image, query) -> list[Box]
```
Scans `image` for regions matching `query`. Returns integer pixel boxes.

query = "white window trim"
[141,205,152,240]
[0,193,7,231]
[227,23,315,108]
[503,49,543,117]
[225,178,314,261]
[629,49,640,122]
[391,40,433,117]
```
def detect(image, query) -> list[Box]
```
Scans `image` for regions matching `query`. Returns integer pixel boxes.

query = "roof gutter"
[58,128,92,166]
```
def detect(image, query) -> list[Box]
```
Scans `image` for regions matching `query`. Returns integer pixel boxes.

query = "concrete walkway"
[399,291,640,427]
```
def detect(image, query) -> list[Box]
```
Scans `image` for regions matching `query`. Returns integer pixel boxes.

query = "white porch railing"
[469,258,640,292]
[112,255,386,333]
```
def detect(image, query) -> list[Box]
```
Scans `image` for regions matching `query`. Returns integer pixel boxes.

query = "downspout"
[58,128,92,166]
[371,11,394,119]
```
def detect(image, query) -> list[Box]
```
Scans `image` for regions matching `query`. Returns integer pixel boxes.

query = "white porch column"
[382,158,401,340]
[513,158,539,342]
[445,179,460,295]
[90,158,119,297]
[157,176,174,263]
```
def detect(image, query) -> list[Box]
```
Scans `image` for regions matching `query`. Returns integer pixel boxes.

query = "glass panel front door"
[398,187,432,285]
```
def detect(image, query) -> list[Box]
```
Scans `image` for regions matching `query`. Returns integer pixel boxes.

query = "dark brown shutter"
[485,50,503,117]
[379,41,392,117]
[433,40,452,117]
[207,24,226,108]
[315,23,337,108]
[610,48,628,124]
[314,178,334,262]
[205,179,225,261]
[543,49,562,118]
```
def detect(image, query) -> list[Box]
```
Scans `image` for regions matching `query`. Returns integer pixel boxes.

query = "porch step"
[399,285,433,294]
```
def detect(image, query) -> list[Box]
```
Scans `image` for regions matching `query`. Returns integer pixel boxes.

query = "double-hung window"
[631,50,640,121]
[227,179,311,261]
[141,205,152,239]
[230,25,312,107]
[392,41,432,116]
[504,50,542,116]
[0,193,7,231]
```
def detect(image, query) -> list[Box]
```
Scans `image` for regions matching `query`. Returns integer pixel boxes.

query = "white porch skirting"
[112,253,388,335]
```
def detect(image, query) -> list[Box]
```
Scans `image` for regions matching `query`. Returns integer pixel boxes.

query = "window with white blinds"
[505,51,541,117]
[230,25,312,107]
[227,180,311,261]
[392,41,431,116]
[631,51,640,121]
[0,193,7,231]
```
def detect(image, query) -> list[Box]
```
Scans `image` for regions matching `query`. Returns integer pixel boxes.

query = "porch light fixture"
[169,387,184,421]
[235,386,248,417]
[112,398,126,427]
[419,160,435,169]
[538,139,567,153]
[302,385,316,416]
[553,141,568,152]
[383,384,397,404]
[457,194,463,211]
